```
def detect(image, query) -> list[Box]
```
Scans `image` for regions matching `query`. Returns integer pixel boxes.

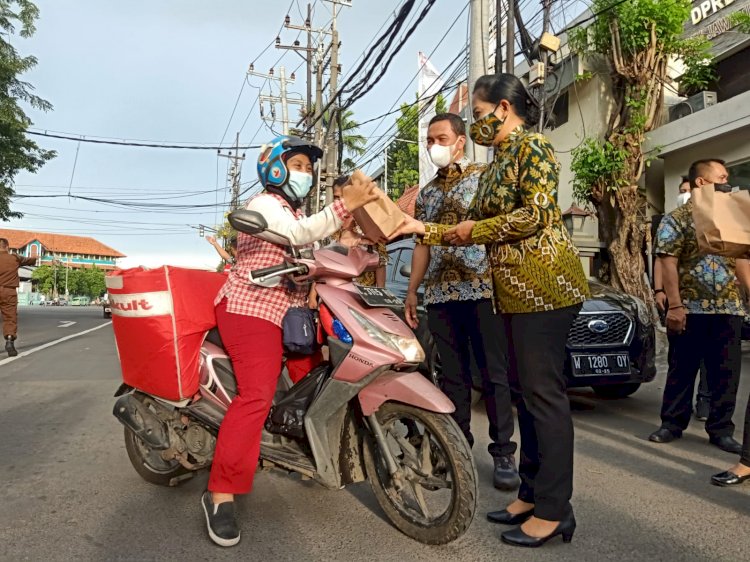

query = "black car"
[385,239,657,399]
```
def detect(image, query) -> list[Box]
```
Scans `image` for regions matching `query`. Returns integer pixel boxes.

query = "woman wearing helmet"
[202,135,377,547]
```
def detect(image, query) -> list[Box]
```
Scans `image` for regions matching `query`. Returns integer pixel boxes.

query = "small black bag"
[265,363,331,438]
[282,307,317,355]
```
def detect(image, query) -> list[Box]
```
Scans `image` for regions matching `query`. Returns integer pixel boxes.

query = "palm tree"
[297,106,366,173]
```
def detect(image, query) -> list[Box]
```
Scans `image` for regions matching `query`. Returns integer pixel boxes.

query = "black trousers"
[502,304,580,521]
[661,314,742,438]
[427,299,516,458]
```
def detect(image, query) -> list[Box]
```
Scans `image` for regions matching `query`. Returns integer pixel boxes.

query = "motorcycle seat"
[205,328,225,349]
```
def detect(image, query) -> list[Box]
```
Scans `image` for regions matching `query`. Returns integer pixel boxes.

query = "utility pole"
[494,0,503,74]
[468,0,490,163]
[218,133,246,209]
[538,0,552,131]
[506,0,515,74]
[321,0,350,207]
[249,65,303,135]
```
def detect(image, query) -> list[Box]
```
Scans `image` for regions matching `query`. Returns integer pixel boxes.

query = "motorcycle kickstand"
[366,414,405,491]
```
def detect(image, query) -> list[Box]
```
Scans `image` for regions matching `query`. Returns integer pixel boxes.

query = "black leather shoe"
[709,436,742,455]
[711,470,750,487]
[649,427,681,443]
[487,508,534,525]
[5,336,17,357]
[500,515,576,548]
[493,455,521,491]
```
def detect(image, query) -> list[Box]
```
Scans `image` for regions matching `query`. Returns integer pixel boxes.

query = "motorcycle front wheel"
[363,402,477,545]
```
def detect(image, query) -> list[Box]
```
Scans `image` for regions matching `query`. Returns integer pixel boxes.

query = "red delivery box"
[105,266,226,401]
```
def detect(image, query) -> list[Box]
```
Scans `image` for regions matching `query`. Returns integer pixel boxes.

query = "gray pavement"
[0,307,748,561]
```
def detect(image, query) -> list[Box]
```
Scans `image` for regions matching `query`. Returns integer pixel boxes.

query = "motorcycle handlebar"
[251,262,309,280]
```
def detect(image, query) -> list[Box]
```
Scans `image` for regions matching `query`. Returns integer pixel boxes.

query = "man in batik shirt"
[650,158,750,454]
[405,113,519,490]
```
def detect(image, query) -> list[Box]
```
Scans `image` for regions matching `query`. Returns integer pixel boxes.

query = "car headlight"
[348,308,425,363]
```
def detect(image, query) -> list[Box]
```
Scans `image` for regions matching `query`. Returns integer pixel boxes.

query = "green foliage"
[384,93,445,200]
[570,138,629,204]
[729,11,750,33]
[678,37,717,96]
[32,265,107,298]
[386,101,419,200]
[0,1,55,220]
[570,0,691,58]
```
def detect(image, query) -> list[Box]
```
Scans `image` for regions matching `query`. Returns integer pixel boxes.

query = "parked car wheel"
[591,383,641,399]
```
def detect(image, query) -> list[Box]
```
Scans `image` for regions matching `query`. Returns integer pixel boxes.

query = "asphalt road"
[1,307,748,561]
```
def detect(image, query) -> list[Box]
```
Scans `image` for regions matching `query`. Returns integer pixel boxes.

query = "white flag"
[417,52,444,189]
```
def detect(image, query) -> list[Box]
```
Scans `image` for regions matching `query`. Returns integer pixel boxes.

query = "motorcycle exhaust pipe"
[113,394,170,450]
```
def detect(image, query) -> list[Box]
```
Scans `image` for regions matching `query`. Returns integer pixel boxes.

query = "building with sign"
[501,0,750,276]
[645,0,750,215]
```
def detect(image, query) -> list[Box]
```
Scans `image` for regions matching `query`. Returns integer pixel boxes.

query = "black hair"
[688,159,726,189]
[679,176,689,185]
[228,237,237,249]
[472,73,541,127]
[333,174,351,189]
[428,113,465,136]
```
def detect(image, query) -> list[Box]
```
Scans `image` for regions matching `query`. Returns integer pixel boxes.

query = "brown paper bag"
[692,184,750,258]
[350,170,405,240]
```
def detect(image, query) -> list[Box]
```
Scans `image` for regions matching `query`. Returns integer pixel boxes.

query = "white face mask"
[428,142,458,169]
[676,192,691,206]
[285,170,314,201]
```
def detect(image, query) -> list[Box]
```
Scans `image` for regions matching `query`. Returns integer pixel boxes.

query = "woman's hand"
[342,177,379,212]
[444,221,476,246]
[390,214,425,239]
[206,235,219,247]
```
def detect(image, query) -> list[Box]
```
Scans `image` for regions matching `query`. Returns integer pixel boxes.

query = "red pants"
[208,301,322,494]
[209,302,284,495]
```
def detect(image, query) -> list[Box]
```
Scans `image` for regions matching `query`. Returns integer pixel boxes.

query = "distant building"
[0,228,125,271]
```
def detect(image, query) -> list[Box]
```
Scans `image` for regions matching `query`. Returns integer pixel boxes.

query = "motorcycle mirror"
[229,210,267,235]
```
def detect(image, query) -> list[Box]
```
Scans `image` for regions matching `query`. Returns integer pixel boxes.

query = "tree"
[569,0,712,304]
[0,1,56,220]
[295,106,366,173]
[31,265,106,298]
[385,93,446,200]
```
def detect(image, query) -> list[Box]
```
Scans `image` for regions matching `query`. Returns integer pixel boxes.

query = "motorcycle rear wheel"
[123,427,191,487]
[363,402,477,545]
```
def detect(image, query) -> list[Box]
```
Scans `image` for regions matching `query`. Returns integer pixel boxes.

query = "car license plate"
[104,307,111,313]
[354,285,403,308]
[570,353,630,376]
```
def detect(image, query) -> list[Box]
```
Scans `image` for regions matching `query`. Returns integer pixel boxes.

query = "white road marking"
[0,321,112,368]
[58,321,77,328]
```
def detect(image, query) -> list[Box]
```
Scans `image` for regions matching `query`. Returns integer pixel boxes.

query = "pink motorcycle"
[113,209,477,545]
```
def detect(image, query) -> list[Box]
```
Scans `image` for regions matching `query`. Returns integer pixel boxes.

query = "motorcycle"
[112,209,478,545]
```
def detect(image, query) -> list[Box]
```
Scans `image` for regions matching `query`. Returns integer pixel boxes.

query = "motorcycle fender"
[359,371,455,416]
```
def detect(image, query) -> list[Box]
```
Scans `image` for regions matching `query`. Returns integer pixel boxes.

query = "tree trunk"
[595,185,656,312]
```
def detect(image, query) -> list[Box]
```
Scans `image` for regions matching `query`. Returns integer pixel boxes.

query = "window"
[548,91,569,130]
[728,160,750,190]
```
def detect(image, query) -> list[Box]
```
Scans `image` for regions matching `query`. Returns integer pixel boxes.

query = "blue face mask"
[285,170,314,201]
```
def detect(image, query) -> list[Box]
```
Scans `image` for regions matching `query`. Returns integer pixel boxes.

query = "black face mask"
[713,183,734,193]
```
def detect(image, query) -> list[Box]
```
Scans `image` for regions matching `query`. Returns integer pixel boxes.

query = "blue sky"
[7,0,582,269]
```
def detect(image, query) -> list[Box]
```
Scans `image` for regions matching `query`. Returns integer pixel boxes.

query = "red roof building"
[396,184,420,217]
[0,228,125,270]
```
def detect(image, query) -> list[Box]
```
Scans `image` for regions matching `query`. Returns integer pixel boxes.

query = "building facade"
[0,228,125,270]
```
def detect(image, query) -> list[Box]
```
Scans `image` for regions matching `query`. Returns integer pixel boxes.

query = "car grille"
[567,312,634,348]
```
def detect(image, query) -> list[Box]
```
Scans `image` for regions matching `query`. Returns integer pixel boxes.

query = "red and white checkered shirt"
[216,193,349,327]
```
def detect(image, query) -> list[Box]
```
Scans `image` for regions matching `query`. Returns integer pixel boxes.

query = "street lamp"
[562,205,590,236]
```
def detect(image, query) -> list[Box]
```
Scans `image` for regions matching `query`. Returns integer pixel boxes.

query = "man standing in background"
[0,238,37,357]
[405,113,519,490]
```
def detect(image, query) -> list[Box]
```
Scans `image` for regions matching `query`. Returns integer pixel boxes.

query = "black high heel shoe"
[500,515,576,548]
[487,508,534,525]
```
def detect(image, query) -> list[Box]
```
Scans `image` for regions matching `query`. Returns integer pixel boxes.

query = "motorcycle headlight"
[348,308,425,363]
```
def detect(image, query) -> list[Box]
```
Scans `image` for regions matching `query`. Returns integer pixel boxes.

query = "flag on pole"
[417,51,444,189]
